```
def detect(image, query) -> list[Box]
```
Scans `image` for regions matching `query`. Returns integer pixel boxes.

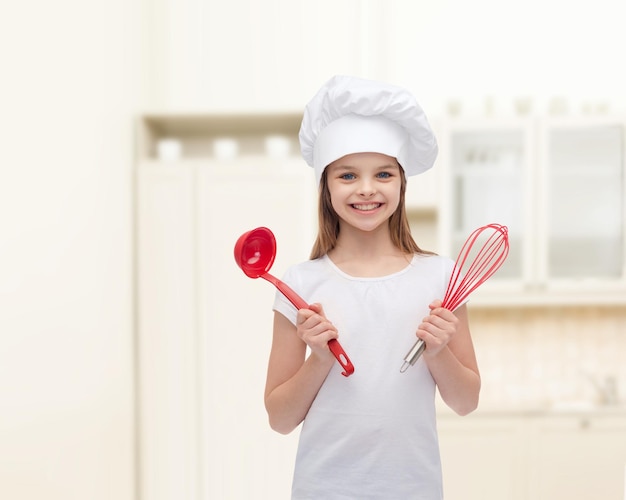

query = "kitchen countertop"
[436,401,626,417]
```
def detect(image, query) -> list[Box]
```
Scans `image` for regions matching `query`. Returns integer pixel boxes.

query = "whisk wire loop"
[441,224,509,312]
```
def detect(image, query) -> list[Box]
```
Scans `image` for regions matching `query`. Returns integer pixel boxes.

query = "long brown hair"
[309,167,435,259]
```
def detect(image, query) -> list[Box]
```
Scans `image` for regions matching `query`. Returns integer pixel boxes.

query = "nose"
[357,179,376,197]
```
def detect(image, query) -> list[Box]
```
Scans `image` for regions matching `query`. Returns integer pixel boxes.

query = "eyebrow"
[330,163,399,172]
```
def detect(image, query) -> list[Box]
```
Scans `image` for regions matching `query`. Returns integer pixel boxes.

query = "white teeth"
[352,203,380,211]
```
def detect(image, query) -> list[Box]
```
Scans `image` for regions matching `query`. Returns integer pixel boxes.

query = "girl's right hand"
[295,303,338,361]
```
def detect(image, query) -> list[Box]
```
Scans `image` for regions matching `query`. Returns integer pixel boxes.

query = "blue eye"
[340,173,356,180]
[377,171,392,179]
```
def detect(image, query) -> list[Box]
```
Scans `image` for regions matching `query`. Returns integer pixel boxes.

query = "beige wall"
[141,0,626,115]
[470,307,626,409]
[0,1,140,499]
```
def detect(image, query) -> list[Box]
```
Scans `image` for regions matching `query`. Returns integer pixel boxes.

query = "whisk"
[400,223,510,373]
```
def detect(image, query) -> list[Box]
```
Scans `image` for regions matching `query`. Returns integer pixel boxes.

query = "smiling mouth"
[352,203,381,211]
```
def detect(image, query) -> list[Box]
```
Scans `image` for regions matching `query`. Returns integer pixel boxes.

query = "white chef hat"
[299,75,438,184]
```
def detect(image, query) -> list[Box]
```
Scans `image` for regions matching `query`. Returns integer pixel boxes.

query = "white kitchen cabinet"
[538,119,624,283]
[136,114,317,500]
[137,161,313,500]
[404,117,443,253]
[527,414,626,500]
[438,414,526,500]
[196,157,315,500]
[439,117,626,306]
[136,165,201,500]
[439,119,533,287]
[438,411,626,500]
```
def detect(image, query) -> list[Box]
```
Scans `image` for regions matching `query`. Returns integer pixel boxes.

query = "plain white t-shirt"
[272,253,456,500]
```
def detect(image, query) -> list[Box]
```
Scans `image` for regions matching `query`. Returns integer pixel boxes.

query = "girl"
[264,75,480,499]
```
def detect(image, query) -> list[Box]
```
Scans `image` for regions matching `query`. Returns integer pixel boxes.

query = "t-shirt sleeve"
[271,265,299,325]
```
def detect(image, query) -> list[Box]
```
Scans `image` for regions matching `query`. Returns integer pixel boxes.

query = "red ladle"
[234,227,354,377]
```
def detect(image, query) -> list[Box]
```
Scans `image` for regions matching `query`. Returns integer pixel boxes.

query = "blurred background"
[1,0,625,499]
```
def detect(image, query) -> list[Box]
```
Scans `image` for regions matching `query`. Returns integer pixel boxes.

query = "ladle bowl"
[234,227,354,377]
[234,227,277,279]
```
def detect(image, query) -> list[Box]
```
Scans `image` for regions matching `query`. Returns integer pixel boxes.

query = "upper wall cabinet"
[138,112,626,313]
[440,119,533,284]
[439,117,626,306]
[539,120,623,282]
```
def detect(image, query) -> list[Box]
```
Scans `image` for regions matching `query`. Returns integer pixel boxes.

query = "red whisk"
[400,223,510,372]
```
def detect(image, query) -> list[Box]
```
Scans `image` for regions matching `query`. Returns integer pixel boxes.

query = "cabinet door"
[196,159,316,500]
[437,415,526,500]
[136,165,201,500]
[137,159,317,500]
[443,122,533,285]
[540,122,624,283]
[528,415,626,500]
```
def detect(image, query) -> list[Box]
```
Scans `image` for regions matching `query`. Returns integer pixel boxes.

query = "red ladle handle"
[262,272,355,377]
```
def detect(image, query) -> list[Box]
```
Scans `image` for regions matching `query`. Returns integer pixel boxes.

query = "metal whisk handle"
[400,339,426,373]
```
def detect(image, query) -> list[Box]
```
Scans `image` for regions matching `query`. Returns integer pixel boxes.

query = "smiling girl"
[264,75,480,500]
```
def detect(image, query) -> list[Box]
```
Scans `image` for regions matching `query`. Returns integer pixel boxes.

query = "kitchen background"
[1,1,625,500]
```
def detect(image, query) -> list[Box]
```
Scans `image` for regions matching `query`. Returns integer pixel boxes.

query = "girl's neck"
[327,225,412,277]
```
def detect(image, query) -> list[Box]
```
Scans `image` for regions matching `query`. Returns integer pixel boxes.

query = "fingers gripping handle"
[270,276,355,377]
[328,339,355,377]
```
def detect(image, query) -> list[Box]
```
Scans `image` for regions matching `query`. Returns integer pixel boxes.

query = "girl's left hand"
[415,299,459,358]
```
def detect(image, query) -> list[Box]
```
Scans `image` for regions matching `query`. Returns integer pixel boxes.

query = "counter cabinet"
[438,411,626,500]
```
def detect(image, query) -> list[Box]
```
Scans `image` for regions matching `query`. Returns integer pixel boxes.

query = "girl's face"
[325,152,402,233]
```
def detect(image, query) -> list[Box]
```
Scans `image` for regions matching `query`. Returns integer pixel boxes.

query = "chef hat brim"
[299,75,438,184]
